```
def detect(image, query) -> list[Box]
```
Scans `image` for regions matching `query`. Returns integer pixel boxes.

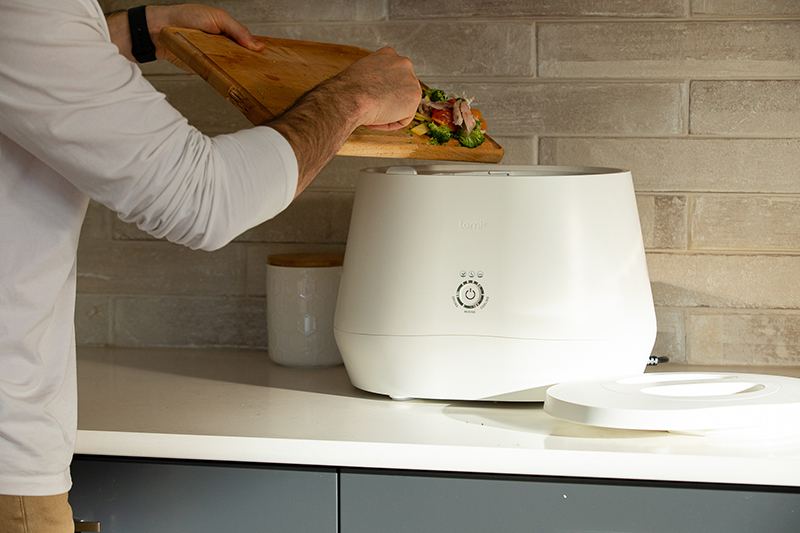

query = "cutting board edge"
[338,135,505,162]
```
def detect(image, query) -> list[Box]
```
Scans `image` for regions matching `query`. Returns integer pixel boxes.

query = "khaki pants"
[0,493,73,533]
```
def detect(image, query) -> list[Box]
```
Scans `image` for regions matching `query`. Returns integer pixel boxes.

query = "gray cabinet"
[71,458,800,533]
[339,469,800,533]
[70,456,337,533]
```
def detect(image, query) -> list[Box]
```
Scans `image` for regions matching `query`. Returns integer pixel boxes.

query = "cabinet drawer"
[70,456,337,533]
[340,469,800,533]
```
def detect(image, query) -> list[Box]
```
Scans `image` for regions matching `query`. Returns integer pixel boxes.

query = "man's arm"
[105,4,420,197]
[1,1,418,251]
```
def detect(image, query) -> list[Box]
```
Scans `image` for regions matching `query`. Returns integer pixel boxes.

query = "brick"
[112,217,150,241]
[315,156,455,191]
[140,61,188,77]
[99,0,387,21]
[75,294,110,346]
[687,311,800,365]
[691,0,800,16]
[113,296,268,348]
[491,137,538,165]
[148,77,251,134]
[77,242,246,295]
[692,195,800,251]
[150,80,556,140]
[539,138,800,194]
[315,156,456,191]
[646,253,800,309]
[251,21,535,77]
[79,201,111,247]
[446,82,684,136]
[237,191,353,243]
[653,307,687,363]
[539,22,800,79]
[246,244,346,296]
[293,156,372,192]
[389,0,685,19]
[637,194,688,250]
[691,81,800,137]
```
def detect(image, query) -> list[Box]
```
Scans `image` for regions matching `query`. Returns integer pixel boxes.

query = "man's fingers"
[365,124,395,131]
[213,12,264,51]
[224,23,264,51]
[366,114,415,131]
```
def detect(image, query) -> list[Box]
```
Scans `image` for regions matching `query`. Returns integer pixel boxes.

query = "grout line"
[536,134,800,140]
[306,187,356,194]
[532,20,539,78]
[683,80,692,135]
[107,295,115,346]
[679,306,688,363]
[686,192,695,250]
[88,293,269,301]
[491,134,800,141]
[637,192,800,202]
[490,133,800,140]
[242,16,800,25]
[145,73,800,83]
[653,305,690,311]
[420,76,800,84]
[646,249,800,256]
[241,243,251,297]
[682,308,800,316]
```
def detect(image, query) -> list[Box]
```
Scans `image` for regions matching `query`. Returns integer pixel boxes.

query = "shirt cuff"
[256,126,298,210]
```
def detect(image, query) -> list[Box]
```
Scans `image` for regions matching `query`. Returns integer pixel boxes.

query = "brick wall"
[82,0,800,365]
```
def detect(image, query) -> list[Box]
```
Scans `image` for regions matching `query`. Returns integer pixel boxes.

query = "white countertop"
[76,347,800,487]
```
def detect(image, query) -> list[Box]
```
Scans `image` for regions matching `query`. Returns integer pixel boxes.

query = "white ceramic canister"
[266,253,344,367]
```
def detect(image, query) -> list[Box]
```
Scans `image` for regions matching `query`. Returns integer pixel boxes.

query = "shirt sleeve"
[0,0,298,251]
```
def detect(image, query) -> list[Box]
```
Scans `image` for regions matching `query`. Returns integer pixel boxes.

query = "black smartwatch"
[127,5,157,63]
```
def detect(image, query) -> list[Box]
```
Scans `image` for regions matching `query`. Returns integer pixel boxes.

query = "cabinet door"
[70,456,337,533]
[340,469,800,533]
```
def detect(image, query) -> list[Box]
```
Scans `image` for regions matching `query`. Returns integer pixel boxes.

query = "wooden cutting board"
[160,27,504,162]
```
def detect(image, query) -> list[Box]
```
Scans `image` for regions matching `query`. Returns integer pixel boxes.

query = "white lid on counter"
[544,372,800,434]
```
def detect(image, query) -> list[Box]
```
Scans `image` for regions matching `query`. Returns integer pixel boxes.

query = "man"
[0,1,421,531]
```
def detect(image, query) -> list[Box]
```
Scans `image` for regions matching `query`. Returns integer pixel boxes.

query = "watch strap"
[127,5,157,63]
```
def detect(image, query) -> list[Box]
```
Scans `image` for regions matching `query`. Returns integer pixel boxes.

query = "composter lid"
[369,164,626,177]
[544,372,800,433]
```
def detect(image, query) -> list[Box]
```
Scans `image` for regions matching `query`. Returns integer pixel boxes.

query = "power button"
[456,280,484,309]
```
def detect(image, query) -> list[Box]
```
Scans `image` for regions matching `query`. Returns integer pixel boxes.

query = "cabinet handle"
[74,519,101,532]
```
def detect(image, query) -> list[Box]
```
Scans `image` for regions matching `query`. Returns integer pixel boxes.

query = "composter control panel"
[454,270,488,311]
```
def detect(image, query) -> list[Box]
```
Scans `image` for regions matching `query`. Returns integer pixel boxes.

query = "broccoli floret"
[427,122,452,145]
[457,121,485,148]
[425,88,448,102]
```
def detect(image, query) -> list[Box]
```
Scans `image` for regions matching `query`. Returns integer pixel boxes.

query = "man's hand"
[269,47,421,196]
[106,4,263,64]
[337,47,422,131]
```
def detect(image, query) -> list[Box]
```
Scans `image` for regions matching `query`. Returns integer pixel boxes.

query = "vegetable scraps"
[410,87,486,148]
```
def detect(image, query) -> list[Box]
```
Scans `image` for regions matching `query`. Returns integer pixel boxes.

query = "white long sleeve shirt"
[0,0,298,495]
